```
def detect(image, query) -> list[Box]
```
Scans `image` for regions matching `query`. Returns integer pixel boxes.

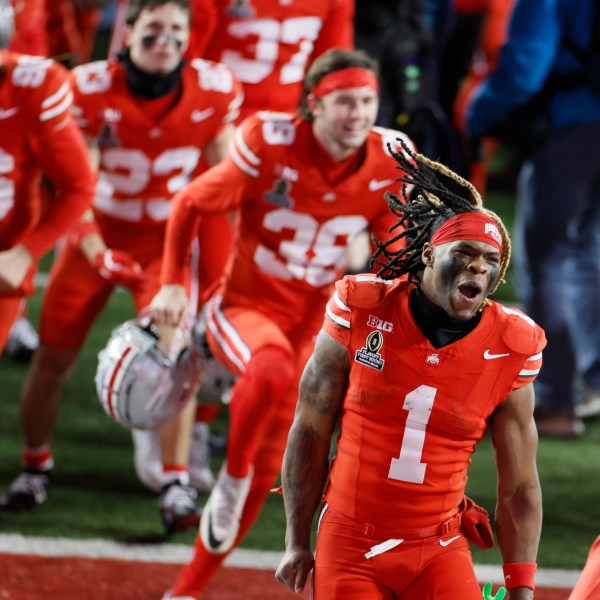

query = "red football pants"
[313,506,482,600]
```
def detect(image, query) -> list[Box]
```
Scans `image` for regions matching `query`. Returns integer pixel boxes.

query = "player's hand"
[482,582,507,600]
[0,245,35,294]
[150,284,188,328]
[275,547,314,594]
[93,249,145,291]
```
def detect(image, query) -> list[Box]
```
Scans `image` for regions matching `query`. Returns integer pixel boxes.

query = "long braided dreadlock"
[370,139,511,298]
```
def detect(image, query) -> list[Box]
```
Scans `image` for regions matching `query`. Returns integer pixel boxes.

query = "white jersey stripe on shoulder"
[519,368,540,377]
[501,306,535,327]
[333,291,350,312]
[40,90,73,122]
[229,139,260,178]
[354,275,394,285]
[528,352,543,361]
[42,81,70,109]
[326,305,350,330]
[235,125,260,165]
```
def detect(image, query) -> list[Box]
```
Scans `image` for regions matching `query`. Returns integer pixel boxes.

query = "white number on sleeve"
[262,120,296,145]
[74,62,112,95]
[388,385,436,484]
[0,148,15,219]
[191,59,234,93]
[220,17,323,85]
[12,57,53,88]
[253,209,368,286]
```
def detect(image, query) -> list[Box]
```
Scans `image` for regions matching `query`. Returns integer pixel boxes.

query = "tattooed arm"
[275,329,350,594]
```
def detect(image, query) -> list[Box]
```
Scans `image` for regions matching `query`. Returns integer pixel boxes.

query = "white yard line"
[0,534,580,588]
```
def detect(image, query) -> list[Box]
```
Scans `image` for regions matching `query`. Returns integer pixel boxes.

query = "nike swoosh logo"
[191,107,215,122]
[439,535,461,547]
[368,178,394,192]
[206,511,223,550]
[0,107,19,120]
[483,349,510,360]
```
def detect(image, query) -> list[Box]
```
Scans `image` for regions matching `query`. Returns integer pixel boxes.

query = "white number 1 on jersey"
[388,385,436,484]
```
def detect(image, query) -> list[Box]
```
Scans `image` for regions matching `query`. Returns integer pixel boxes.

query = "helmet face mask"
[95,319,203,430]
[0,0,14,50]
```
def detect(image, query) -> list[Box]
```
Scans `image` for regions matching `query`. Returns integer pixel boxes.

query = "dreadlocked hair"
[370,138,511,298]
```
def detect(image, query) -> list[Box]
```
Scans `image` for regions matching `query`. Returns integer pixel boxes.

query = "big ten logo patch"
[355,330,385,371]
[367,315,394,333]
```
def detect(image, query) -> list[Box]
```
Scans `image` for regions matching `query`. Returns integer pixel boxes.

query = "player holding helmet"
[0,0,241,535]
[151,47,415,598]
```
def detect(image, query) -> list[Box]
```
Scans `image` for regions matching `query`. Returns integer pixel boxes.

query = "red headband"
[430,212,503,252]
[311,67,379,99]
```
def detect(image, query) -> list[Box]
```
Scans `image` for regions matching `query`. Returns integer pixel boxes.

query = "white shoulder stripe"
[40,90,72,122]
[229,140,259,178]
[528,352,542,361]
[42,81,70,109]
[501,306,535,327]
[519,368,540,377]
[326,305,350,329]
[354,275,394,285]
[235,126,260,165]
[333,291,350,312]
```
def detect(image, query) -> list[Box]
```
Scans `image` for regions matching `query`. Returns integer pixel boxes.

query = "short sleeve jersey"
[0,50,91,254]
[163,113,414,330]
[70,58,242,251]
[203,0,354,120]
[323,275,546,530]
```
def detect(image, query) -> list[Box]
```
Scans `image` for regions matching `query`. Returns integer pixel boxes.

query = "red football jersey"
[323,275,546,530]
[70,58,242,257]
[202,0,354,120]
[0,50,93,258]
[162,112,412,329]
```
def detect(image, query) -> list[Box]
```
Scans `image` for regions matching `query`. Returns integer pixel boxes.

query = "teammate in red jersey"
[150,48,413,598]
[111,0,354,121]
[0,37,94,353]
[0,0,242,532]
[569,535,600,600]
[276,143,545,600]
[199,0,354,121]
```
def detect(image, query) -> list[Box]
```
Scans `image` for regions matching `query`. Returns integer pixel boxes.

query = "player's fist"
[275,548,314,594]
[93,249,145,291]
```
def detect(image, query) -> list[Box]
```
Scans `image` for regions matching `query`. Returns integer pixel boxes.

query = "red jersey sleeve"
[17,59,95,257]
[313,0,354,57]
[160,115,264,285]
[499,305,546,390]
[323,277,352,347]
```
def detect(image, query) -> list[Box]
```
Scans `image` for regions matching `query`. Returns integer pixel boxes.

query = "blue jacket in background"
[467,0,600,138]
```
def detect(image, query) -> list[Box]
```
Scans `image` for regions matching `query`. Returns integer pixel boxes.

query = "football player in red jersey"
[0,25,94,353]
[111,0,354,121]
[198,0,355,122]
[0,0,242,532]
[276,143,544,600]
[150,48,414,598]
[569,535,600,600]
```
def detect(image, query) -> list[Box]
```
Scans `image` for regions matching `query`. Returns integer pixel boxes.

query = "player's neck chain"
[118,49,184,99]
[410,287,481,349]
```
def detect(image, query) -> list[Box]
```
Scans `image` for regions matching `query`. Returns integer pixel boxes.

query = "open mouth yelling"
[457,282,483,303]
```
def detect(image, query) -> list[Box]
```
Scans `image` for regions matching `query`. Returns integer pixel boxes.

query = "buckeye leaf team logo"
[355,330,385,371]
